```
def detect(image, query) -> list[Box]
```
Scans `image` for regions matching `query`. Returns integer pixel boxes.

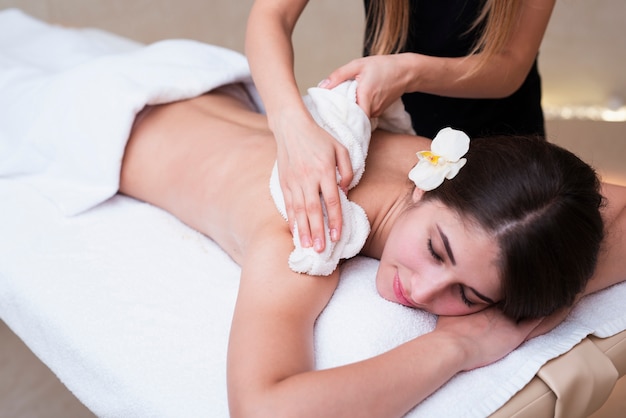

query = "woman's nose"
[409,273,447,305]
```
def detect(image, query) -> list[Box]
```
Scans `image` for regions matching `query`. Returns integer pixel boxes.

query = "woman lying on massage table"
[119,84,626,418]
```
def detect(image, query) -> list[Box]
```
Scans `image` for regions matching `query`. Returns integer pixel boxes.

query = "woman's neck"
[358,190,411,259]
[349,129,431,259]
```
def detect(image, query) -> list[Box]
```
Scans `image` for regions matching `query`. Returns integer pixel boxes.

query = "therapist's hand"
[274,111,353,252]
[320,54,410,118]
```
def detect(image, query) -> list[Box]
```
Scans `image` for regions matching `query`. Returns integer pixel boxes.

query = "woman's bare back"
[120,86,286,264]
[120,85,434,264]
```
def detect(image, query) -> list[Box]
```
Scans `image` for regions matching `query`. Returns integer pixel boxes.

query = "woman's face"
[376,197,502,316]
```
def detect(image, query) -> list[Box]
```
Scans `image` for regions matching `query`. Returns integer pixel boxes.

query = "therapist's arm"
[323,0,556,118]
[245,0,352,252]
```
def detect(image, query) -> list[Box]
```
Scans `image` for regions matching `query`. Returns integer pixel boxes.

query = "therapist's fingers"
[320,61,375,118]
[287,183,313,250]
[280,172,313,250]
[335,144,354,195]
[319,59,362,90]
[286,167,348,253]
[355,90,373,118]
[329,142,353,243]
[282,186,297,240]
[320,176,342,245]
[299,180,325,252]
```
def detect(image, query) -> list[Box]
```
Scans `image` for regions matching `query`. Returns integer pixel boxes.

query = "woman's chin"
[374,274,391,301]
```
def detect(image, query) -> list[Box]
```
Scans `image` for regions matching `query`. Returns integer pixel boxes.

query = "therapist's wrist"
[268,105,317,143]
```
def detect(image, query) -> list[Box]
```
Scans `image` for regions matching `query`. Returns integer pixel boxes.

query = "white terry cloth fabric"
[1,9,626,418]
[0,8,262,216]
[2,177,626,418]
[269,81,415,276]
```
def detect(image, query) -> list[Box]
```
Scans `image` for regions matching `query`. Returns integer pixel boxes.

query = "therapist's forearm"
[399,52,530,99]
[245,0,311,131]
[402,0,555,99]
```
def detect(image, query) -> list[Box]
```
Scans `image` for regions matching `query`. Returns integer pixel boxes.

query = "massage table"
[1,9,625,417]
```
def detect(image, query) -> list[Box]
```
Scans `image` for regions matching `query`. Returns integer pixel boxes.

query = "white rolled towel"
[270,80,414,275]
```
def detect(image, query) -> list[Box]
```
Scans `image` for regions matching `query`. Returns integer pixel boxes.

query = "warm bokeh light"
[544,105,626,122]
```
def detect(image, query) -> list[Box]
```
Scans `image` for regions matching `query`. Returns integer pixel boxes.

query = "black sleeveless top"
[363,0,545,139]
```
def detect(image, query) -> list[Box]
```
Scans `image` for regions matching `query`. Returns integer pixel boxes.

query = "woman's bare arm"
[528,182,626,338]
[227,230,540,418]
[586,183,626,293]
[119,96,547,417]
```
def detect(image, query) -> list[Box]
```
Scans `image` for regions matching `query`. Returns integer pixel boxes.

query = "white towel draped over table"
[1,9,625,418]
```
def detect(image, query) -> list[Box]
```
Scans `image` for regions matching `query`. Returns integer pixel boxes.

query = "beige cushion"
[491,329,626,417]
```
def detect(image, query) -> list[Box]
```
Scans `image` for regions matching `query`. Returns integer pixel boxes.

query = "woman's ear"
[411,187,425,202]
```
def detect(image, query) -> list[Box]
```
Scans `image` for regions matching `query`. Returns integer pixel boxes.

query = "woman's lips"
[393,273,414,307]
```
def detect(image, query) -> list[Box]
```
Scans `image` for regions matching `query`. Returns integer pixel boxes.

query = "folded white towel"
[269,81,415,276]
[0,9,261,216]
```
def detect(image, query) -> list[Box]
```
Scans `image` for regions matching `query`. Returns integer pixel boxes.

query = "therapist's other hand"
[274,111,353,252]
[320,54,410,119]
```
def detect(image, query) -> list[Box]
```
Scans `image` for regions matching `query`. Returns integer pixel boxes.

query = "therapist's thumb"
[319,61,360,90]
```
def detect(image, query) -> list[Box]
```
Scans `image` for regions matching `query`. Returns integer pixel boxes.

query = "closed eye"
[459,285,475,307]
[427,239,443,262]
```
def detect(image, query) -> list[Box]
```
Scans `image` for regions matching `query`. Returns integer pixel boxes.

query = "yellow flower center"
[419,151,440,165]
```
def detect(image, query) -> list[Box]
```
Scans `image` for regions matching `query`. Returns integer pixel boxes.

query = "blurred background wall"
[0,0,624,185]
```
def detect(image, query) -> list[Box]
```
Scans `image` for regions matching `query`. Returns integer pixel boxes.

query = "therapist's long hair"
[421,135,605,321]
[365,0,521,66]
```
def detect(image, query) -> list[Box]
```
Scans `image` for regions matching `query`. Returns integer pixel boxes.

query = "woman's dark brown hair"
[422,135,605,320]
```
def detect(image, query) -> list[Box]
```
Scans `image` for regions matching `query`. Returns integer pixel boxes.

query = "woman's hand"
[436,307,542,371]
[320,54,411,118]
[273,110,353,252]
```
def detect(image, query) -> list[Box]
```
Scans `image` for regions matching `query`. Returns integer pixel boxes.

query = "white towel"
[269,81,415,276]
[0,8,261,216]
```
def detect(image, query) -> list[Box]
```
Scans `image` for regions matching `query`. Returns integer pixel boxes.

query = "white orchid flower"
[408,127,470,191]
